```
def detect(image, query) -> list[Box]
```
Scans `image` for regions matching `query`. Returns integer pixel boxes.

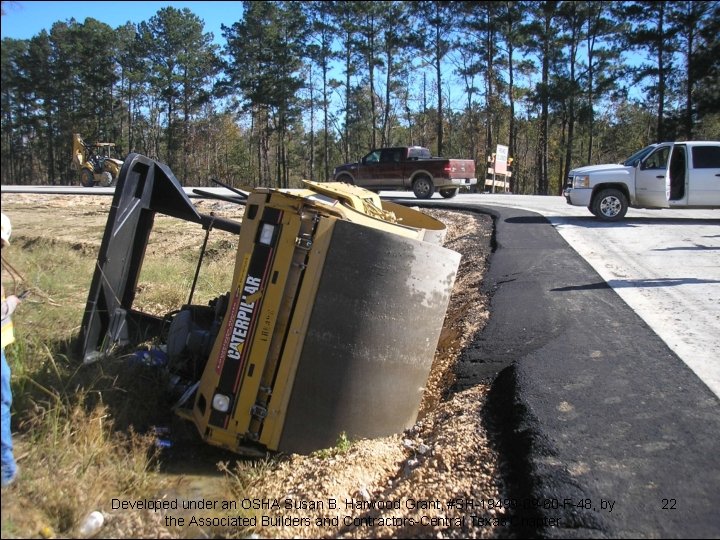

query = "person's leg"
[1,348,17,487]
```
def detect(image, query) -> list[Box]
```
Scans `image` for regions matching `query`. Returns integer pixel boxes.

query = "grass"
[1,240,164,537]
[2,344,165,537]
[310,431,353,459]
[132,218,238,316]
[0,197,243,538]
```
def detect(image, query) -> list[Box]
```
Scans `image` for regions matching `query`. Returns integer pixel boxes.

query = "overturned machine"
[80,153,461,455]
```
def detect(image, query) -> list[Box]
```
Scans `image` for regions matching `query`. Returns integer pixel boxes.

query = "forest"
[1,0,718,195]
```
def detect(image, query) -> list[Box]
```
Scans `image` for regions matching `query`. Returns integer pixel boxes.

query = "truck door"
[687,144,720,206]
[357,150,382,187]
[665,144,688,206]
[377,148,404,187]
[357,148,403,189]
[636,144,671,207]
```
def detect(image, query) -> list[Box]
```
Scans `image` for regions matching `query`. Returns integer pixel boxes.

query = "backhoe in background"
[71,133,124,187]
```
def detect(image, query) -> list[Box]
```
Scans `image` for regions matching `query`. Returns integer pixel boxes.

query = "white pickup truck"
[563,141,720,220]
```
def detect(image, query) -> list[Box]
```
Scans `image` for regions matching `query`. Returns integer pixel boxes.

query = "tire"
[100,171,114,187]
[412,175,434,199]
[439,188,459,199]
[80,169,95,187]
[591,188,628,221]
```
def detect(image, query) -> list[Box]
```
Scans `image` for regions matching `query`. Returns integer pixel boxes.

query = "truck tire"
[439,188,459,199]
[592,188,628,221]
[412,175,434,199]
[80,169,95,187]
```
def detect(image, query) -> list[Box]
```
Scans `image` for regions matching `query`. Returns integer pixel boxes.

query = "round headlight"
[212,393,231,412]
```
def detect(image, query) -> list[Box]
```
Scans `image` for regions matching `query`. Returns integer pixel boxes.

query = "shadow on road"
[547,216,720,228]
[553,277,720,291]
[503,216,549,224]
[653,245,720,251]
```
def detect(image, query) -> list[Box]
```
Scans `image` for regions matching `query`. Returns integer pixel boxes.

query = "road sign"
[495,144,509,174]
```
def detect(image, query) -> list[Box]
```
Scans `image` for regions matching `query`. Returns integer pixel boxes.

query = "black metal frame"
[79,153,240,363]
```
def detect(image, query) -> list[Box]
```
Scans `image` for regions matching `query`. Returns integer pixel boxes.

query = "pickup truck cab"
[563,141,720,220]
[332,146,477,199]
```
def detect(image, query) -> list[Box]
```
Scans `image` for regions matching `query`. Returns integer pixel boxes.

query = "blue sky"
[1,0,648,112]
[1,1,236,43]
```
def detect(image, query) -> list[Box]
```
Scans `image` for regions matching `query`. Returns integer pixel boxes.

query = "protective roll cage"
[79,152,242,363]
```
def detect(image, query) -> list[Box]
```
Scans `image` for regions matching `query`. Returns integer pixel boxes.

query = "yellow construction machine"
[79,154,460,456]
[71,133,124,187]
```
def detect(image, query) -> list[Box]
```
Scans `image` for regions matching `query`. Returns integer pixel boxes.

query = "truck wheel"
[80,169,95,187]
[592,188,628,221]
[439,188,459,199]
[336,174,354,185]
[412,176,434,199]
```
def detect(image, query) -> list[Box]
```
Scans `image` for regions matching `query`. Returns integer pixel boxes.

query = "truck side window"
[364,150,381,164]
[380,149,400,163]
[691,146,720,168]
[641,147,670,170]
[408,147,431,160]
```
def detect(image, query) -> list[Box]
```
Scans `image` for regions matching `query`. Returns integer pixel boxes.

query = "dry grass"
[0,336,164,537]
[0,194,245,538]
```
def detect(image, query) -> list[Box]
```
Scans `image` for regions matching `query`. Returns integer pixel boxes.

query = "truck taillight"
[444,165,452,172]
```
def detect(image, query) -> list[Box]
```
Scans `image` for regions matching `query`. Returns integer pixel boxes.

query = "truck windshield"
[622,145,657,167]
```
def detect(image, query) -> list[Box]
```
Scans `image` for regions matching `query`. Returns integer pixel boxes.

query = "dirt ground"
[1,194,506,539]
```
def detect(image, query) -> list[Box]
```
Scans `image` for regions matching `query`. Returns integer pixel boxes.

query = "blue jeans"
[1,348,16,486]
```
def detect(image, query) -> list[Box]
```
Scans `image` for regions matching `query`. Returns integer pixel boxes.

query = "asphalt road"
[386,192,720,539]
[392,192,720,399]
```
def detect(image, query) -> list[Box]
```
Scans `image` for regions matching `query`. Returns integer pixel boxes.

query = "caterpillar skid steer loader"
[71,133,124,187]
[80,153,460,456]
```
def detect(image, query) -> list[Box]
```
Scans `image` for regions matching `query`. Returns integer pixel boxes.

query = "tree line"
[1,0,718,195]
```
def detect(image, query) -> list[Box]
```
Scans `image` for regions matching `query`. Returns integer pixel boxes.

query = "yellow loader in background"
[71,133,124,187]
